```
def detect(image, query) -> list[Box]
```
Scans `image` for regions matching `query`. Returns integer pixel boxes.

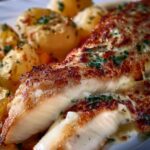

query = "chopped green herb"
[88,57,107,69]
[1,24,8,31]
[6,90,10,97]
[28,8,32,12]
[58,1,65,12]
[111,28,120,37]
[60,111,64,115]
[3,45,12,54]
[71,21,77,28]
[117,3,127,11]
[85,94,114,109]
[87,49,107,69]
[136,39,150,53]
[89,16,95,20]
[107,138,115,144]
[71,99,78,103]
[143,114,150,122]
[37,16,50,24]
[111,51,129,66]
[87,16,95,24]
[16,60,20,64]
[87,95,113,101]
[37,13,56,25]
[17,41,26,48]
[0,61,3,68]
[143,40,150,45]
[137,3,149,13]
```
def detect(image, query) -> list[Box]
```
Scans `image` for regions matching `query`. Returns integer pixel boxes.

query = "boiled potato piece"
[74,5,107,40]
[0,42,39,90]
[47,0,93,17]
[0,24,19,60]
[16,8,51,37]
[17,8,79,61]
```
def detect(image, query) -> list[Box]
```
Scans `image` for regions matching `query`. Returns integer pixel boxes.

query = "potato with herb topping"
[17,8,79,61]
[16,8,51,37]
[0,24,19,60]
[0,42,40,90]
[74,5,107,40]
[47,0,93,17]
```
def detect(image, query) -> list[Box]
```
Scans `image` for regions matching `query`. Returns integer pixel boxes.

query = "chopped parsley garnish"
[17,40,26,48]
[71,99,78,103]
[137,3,149,13]
[111,51,129,66]
[87,95,113,102]
[37,16,50,24]
[111,28,120,37]
[87,16,95,24]
[3,45,12,54]
[87,47,129,68]
[71,21,77,28]
[87,49,107,69]
[57,1,65,12]
[138,114,150,125]
[117,3,127,11]
[1,24,8,31]
[6,90,11,97]
[107,138,116,144]
[136,39,150,53]
[143,114,150,123]
[37,13,56,25]
[0,61,3,68]
[88,57,107,69]
[86,95,113,108]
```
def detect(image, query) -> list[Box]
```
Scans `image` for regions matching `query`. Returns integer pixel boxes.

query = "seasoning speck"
[58,1,65,12]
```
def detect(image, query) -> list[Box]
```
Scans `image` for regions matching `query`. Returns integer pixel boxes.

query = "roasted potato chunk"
[0,24,19,60]
[17,8,79,61]
[74,5,107,39]
[47,0,93,17]
[0,42,39,90]
[16,8,51,37]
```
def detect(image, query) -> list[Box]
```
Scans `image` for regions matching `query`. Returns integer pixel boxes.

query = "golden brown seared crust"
[63,94,133,124]
[19,50,149,107]
[126,80,150,132]
[63,79,150,132]
[19,1,150,110]
[65,2,150,64]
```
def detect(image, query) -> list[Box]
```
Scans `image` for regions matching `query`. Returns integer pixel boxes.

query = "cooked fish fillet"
[34,94,133,150]
[34,80,150,150]
[1,1,150,144]
[34,79,150,150]
[1,65,135,144]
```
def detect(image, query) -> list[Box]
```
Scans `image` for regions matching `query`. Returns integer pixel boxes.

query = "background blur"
[0,0,138,26]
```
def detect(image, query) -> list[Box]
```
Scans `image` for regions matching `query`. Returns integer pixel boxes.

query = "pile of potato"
[0,0,107,149]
